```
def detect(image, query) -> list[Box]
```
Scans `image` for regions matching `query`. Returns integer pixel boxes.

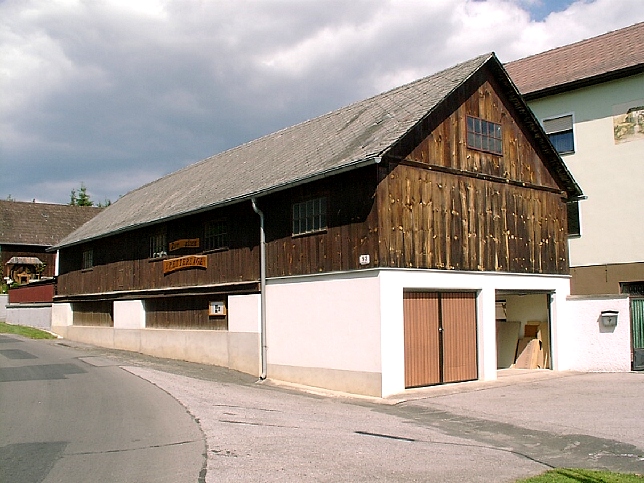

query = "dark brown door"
[404,291,478,388]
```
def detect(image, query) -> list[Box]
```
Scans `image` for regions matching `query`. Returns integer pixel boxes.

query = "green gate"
[632,298,644,371]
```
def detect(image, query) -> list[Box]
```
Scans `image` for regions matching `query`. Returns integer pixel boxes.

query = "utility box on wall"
[601,310,619,327]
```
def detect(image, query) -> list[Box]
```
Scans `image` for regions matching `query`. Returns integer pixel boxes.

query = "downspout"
[251,198,267,380]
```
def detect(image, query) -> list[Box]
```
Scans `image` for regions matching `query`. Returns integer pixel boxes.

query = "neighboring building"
[505,21,644,297]
[52,53,585,397]
[0,200,102,284]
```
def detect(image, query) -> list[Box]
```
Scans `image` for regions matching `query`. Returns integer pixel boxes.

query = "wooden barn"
[51,53,582,397]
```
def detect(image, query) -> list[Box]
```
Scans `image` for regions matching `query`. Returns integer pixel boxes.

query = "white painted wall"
[114,300,145,329]
[562,295,631,372]
[266,268,571,397]
[228,293,260,333]
[51,302,73,327]
[266,272,382,374]
[377,269,571,396]
[0,294,7,321]
[526,74,644,267]
[5,304,52,329]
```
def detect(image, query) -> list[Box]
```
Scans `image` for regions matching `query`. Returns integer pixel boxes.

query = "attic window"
[204,219,228,251]
[467,116,502,155]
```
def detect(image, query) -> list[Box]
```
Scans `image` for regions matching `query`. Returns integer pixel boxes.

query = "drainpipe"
[251,198,267,380]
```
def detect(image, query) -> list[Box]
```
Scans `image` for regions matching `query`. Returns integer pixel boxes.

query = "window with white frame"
[543,115,574,154]
[292,197,327,236]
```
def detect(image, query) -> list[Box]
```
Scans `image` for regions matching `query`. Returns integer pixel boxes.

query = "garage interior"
[496,291,552,370]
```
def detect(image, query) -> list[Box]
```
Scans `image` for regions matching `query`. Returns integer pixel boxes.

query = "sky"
[2,0,644,205]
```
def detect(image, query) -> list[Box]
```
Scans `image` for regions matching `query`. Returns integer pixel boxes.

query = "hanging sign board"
[168,238,200,252]
[163,255,207,274]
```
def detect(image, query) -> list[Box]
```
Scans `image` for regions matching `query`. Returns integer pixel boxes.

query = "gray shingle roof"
[55,52,580,249]
[505,22,644,97]
[0,200,102,247]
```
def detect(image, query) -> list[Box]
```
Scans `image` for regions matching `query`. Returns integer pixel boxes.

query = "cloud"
[1,0,643,204]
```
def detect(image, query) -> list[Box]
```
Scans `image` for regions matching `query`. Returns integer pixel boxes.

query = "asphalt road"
[0,335,205,483]
[2,335,643,482]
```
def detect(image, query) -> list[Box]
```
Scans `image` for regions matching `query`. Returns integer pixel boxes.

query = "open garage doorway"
[495,291,552,370]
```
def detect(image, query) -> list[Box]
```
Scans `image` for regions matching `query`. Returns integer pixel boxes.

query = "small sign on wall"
[163,255,207,274]
[209,301,226,316]
[169,238,200,252]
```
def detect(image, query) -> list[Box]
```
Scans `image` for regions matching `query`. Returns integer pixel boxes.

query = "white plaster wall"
[6,304,52,329]
[0,294,7,321]
[562,295,631,372]
[113,300,145,329]
[51,302,73,327]
[377,269,571,396]
[526,75,644,267]
[228,293,260,333]
[266,272,382,374]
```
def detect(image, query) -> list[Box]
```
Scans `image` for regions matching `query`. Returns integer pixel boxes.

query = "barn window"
[543,114,574,154]
[292,197,327,236]
[82,248,93,270]
[467,116,502,155]
[150,231,167,258]
[204,219,228,251]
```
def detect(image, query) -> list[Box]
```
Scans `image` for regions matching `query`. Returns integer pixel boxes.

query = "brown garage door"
[404,291,477,388]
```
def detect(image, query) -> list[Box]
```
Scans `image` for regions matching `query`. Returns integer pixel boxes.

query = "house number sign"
[163,255,207,274]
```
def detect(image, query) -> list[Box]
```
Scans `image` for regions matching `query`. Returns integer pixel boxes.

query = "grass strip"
[0,322,57,339]
[517,468,644,482]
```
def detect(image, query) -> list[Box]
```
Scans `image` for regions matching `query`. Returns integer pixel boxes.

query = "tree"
[69,183,94,206]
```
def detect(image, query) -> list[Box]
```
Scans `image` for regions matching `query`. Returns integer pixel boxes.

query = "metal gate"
[403,291,478,388]
[632,298,644,371]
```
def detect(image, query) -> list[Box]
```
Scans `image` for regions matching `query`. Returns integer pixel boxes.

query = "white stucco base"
[266,268,572,397]
[5,303,52,329]
[50,269,632,397]
[51,294,261,376]
[0,294,8,321]
[562,295,631,372]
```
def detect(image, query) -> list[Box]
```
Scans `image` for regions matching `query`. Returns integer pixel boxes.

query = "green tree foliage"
[69,183,94,206]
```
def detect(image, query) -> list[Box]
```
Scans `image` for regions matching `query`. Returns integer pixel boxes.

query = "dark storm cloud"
[1,0,643,204]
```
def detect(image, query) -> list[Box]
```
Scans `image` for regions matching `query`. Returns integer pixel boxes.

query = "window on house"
[292,197,327,236]
[466,116,503,155]
[150,231,167,258]
[82,248,93,270]
[543,115,574,154]
[567,200,581,237]
[204,220,228,251]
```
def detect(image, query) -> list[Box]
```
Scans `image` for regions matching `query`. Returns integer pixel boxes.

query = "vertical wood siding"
[145,296,227,330]
[378,165,567,273]
[71,301,113,327]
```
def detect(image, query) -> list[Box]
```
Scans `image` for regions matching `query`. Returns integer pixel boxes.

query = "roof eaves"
[521,62,644,100]
[51,155,383,251]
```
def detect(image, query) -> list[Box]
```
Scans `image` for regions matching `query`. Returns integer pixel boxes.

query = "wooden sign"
[169,238,200,252]
[163,255,207,274]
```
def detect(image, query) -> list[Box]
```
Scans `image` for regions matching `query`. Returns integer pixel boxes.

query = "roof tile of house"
[505,22,644,96]
[0,200,101,247]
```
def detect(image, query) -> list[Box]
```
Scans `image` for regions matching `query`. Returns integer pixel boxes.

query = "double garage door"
[404,291,478,388]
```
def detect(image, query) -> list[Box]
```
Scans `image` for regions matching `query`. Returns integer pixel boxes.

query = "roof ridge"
[119,53,494,200]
